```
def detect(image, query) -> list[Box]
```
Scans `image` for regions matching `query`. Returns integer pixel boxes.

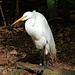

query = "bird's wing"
[43,18,56,48]
[34,11,56,60]
[42,17,56,60]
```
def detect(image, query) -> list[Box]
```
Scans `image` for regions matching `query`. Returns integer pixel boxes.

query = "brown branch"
[0,4,7,28]
[0,4,7,33]
[48,17,64,22]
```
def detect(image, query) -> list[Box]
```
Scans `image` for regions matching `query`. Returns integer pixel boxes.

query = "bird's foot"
[31,63,43,75]
[31,64,53,75]
[44,65,54,71]
[36,70,43,75]
[36,65,53,75]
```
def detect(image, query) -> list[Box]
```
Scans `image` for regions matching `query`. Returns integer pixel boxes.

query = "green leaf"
[67,0,75,7]
[14,70,20,75]
[47,0,58,18]
[24,54,27,58]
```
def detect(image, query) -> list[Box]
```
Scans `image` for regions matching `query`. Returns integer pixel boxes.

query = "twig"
[0,4,7,30]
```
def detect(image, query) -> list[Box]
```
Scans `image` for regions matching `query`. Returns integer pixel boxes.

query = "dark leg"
[32,49,53,75]
[44,48,53,71]
[36,50,43,74]
[44,48,46,66]
[31,49,42,68]
[39,50,42,66]
[36,49,54,75]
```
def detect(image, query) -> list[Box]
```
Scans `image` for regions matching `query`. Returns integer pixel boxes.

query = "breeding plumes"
[12,10,56,71]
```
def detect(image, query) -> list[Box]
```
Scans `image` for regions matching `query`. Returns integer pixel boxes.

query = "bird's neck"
[25,17,36,36]
[26,16,36,26]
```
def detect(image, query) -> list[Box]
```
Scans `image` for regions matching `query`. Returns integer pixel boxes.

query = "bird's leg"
[30,49,43,74]
[35,50,43,74]
[31,50,42,68]
[44,48,46,67]
[39,50,42,67]
[43,48,54,71]
[36,49,53,75]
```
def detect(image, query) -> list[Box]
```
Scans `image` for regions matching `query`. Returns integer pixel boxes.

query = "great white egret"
[12,10,56,72]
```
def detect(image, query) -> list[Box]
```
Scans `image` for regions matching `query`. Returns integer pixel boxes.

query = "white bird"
[12,10,56,71]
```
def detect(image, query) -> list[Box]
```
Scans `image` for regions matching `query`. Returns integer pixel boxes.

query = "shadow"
[7,30,41,64]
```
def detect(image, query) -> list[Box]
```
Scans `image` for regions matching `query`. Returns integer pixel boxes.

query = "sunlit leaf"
[24,54,27,58]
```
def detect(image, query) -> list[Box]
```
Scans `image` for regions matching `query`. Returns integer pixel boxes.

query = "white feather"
[24,10,56,61]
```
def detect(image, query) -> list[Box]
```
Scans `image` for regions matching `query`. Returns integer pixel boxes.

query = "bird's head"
[22,12,34,21]
[11,11,35,25]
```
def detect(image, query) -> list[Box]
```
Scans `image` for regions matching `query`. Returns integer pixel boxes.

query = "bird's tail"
[45,41,56,62]
[50,44,56,62]
[45,32,56,62]
[50,37,57,61]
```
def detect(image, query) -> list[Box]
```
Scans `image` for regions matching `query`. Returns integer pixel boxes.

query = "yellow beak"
[11,16,26,25]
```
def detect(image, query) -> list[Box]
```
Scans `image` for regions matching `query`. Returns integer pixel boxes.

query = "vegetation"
[47,0,75,24]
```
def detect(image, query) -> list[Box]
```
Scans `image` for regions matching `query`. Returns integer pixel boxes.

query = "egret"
[12,10,56,72]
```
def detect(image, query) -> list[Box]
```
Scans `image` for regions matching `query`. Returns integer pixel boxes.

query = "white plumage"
[12,10,56,61]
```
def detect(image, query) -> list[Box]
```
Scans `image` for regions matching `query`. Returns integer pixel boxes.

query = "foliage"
[47,0,75,23]
[47,0,58,18]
